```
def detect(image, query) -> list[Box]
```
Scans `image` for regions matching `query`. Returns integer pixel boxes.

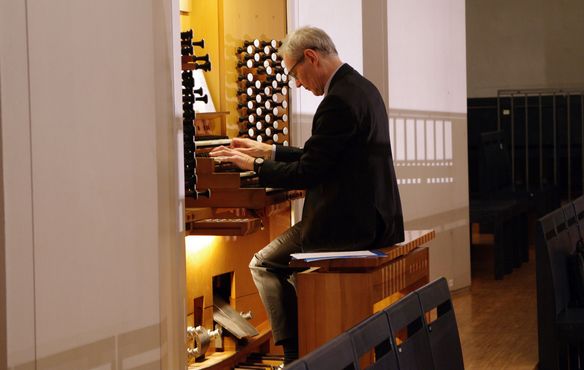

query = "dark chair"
[415,277,465,370]
[470,130,530,279]
[478,130,559,217]
[477,130,513,197]
[572,196,584,240]
[347,310,399,370]
[302,332,357,370]
[562,203,582,248]
[536,209,584,369]
[284,359,308,370]
[384,293,434,370]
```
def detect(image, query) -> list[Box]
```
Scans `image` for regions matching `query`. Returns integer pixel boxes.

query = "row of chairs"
[286,277,464,370]
[536,197,584,369]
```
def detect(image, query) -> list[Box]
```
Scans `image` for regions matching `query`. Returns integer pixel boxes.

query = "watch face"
[254,157,264,173]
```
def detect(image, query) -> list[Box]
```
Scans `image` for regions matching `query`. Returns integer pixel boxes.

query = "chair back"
[551,209,576,314]
[416,278,464,370]
[538,210,573,317]
[384,293,434,370]
[571,196,584,240]
[302,332,357,370]
[347,310,399,370]
[479,130,512,197]
[562,203,582,247]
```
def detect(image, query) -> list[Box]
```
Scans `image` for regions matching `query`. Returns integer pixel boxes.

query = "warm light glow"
[185,235,217,254]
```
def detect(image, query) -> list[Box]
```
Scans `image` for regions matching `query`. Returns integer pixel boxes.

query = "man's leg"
[249,222,303,363]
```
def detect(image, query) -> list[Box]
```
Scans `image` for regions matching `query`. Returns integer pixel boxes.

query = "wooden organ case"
[180,1,294,369]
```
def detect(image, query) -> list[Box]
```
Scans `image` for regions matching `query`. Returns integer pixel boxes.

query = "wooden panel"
[186,189,303,209]
[296,272,373,355]
[186,0,221,110]
[221,0,288,138]
[294,231,434,357]
[187,217,262,236]
[182,1,289,367]
[290,229,434,271]
[196,173,241,189]
[185,206,291,364]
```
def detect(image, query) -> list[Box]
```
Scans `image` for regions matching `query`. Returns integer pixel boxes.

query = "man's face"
[284,51,324,96]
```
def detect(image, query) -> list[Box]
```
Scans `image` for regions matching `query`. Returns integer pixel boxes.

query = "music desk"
[289,229,435,356]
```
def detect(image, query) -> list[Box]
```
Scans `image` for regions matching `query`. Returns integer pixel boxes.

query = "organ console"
[264,99,287,110]
[185,37,295,365]
[265,127,288,137]
[232,38,291,148]
[237,73,254,82]
[182,54,210,64]
[236,45,255,55]
[181,28,211,200]
[195,94,209,104]
[259,39,280,48]
[183,61,212,72]
[182,43,205,56]
[237,80,255,89]
[243,39,260,48]
[183,87,204,96]
[178,2,296,367]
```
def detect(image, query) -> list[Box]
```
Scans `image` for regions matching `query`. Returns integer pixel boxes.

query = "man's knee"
[249,254,261,269]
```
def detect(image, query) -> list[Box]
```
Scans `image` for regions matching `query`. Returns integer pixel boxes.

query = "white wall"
[1,0,183,368]
[287,0,363,144]
[388,0,467,113]
[387,0,469,289]
[467,0,584,97]
[1,1,36,366]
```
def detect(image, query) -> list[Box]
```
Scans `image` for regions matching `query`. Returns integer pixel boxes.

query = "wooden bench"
[289,230,435,356]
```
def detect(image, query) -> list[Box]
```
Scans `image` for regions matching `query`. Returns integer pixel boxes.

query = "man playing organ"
[210,26,404,364]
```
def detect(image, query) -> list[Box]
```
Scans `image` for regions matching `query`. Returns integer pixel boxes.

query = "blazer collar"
[327,63,353,92]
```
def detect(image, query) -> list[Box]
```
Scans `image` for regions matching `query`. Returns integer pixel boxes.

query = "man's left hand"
[209,146,255,171]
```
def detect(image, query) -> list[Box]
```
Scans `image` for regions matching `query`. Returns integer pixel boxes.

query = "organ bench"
[290,229,435,356]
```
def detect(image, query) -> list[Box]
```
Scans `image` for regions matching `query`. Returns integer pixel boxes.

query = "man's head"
[279,26,342,96]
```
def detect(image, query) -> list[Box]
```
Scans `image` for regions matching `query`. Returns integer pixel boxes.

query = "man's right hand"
[225,137,273,159]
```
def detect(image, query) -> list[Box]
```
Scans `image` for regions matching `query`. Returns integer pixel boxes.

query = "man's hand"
[227,137,272,159]
[209,146,255,171]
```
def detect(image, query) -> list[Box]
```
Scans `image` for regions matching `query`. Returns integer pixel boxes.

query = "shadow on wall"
[10,324,160,370]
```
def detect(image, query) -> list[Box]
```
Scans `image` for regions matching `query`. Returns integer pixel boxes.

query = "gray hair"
[279,26,338,61]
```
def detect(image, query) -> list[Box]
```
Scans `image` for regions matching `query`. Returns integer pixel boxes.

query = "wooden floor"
[452,245,538,370]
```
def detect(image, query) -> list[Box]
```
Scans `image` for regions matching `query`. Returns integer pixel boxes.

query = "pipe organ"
[180,2,432,369]
[180,3,296,368]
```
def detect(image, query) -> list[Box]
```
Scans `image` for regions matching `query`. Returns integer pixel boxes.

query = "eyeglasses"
[287,55,305,80]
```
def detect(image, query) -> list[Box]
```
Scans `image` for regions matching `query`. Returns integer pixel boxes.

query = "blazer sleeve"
[274,145,303,162]
[258,95,358,189]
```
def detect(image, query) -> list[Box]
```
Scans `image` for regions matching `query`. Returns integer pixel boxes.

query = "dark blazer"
[258,63,404,252]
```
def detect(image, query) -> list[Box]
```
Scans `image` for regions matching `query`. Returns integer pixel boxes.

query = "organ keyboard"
[186,156,303,210]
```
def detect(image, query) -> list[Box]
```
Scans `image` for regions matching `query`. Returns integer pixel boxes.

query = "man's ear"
[304,49,319,64]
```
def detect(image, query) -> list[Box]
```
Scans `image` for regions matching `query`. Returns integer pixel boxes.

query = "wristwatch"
[253,157,265,174]
[253,157,264,175]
